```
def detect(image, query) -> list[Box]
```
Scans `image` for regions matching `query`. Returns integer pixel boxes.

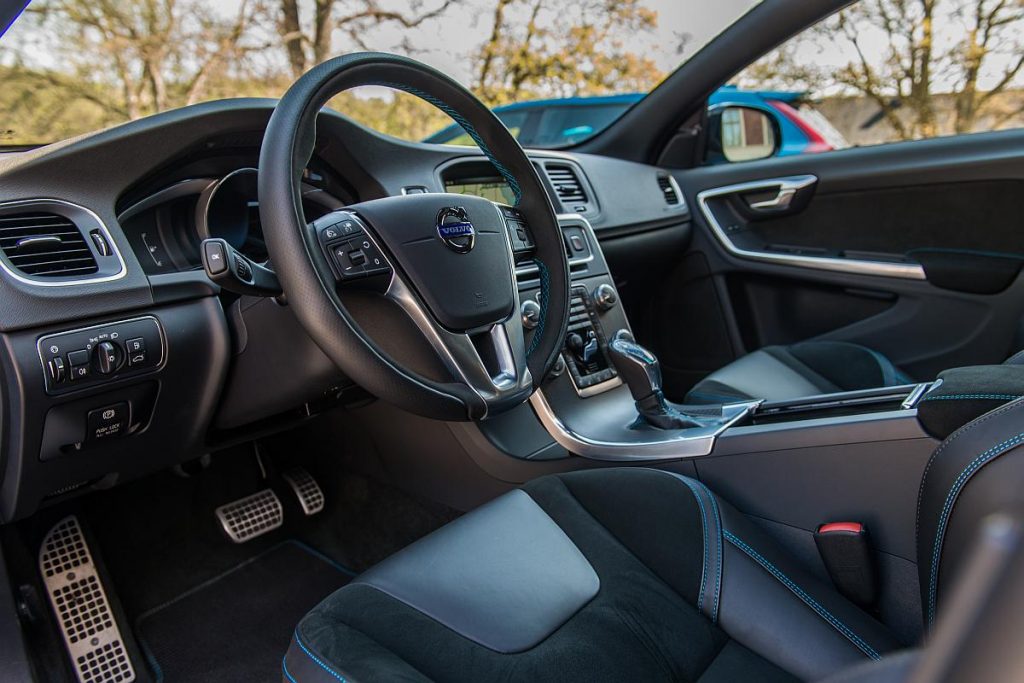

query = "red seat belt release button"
[814,522,876,608]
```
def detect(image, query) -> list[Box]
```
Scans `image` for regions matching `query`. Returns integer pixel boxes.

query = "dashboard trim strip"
[529,390,760,461]
[696,176,927,281]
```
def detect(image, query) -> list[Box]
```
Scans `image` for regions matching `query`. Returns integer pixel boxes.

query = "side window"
[713,0,1024,163]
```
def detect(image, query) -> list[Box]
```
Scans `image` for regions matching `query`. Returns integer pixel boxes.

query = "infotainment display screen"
[444,177,516,205]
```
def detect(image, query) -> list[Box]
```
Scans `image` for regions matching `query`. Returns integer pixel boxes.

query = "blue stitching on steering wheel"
[527,259,549,357]
[373,81,523,205]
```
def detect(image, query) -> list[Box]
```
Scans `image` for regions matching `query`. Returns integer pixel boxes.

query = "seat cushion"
[284,469,900,683]
[686,341,913,404]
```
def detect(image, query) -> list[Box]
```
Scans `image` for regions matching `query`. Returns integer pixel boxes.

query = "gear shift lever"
[607,330,662,401]
[608,330,704,430]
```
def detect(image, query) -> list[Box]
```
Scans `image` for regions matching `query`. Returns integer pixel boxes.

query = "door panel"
[656,130,1024,399]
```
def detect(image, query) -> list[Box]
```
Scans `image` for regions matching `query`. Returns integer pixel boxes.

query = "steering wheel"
[258,53,570,421]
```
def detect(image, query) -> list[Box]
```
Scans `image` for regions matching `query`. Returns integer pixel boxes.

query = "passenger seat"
[685,340,912,404]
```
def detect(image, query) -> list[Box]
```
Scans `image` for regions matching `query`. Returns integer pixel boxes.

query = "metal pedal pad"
[283,467,325,516]
[215,489,283,543]
[39,516,136,683]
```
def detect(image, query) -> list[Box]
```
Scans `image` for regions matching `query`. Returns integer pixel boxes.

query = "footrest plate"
[39,516,136,683]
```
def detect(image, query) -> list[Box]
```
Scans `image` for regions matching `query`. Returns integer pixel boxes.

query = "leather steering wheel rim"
[258,52,569,421]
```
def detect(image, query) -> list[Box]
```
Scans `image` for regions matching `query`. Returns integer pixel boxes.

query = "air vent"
[544,164,588,205]
[0,213,98,277]
[657,174,680,205]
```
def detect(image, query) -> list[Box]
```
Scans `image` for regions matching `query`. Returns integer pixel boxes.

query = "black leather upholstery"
[915,397,1024,628]
[285,399,1024,682]
[352,489,599,653]
[686,341,912,404]
[284,469,901,682]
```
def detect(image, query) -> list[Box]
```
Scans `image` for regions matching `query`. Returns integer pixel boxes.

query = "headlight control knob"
[593,283,618,311]
[95,340,123,375]
[521,299,542,329]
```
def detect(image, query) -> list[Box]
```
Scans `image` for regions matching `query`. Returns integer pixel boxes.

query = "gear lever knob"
[607,329,662,401]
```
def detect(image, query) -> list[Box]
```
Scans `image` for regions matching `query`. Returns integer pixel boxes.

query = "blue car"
[425,86,848,157]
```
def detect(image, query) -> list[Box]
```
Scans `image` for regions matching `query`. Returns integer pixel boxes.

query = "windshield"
[0,0,760,148]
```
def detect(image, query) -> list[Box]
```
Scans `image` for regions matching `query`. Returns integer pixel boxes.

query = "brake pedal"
[283,467,325,516]
[214,489,283,543]
[39,516,136,683]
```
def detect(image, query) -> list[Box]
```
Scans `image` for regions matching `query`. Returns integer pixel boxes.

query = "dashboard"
[0,99,690,521]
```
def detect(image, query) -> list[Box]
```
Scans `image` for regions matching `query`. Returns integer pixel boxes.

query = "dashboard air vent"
[544,163,588,205]
[657,174,680,205]
[0,212,98,277]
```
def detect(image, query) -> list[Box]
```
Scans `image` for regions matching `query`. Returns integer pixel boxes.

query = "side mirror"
[706,105,780,164]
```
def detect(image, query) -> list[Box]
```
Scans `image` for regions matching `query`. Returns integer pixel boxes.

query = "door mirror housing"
[706,105,780,164]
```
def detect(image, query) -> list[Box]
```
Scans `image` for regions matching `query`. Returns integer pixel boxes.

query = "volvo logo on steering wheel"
[435,206,476,254]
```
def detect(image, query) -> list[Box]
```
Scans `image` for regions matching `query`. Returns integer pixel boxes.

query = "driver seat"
[283,398,1024,682]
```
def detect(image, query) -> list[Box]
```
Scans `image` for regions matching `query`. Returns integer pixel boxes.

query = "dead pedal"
[214,489,283,543]
[39,516,136,683]
[283,467,325,516]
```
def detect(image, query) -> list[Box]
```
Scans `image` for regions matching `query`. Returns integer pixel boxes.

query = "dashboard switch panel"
[37,316,164,395]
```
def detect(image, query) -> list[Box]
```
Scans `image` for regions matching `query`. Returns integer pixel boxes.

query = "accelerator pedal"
[215,489,283,543]
[39,516,136,683]
[282,467,325,516]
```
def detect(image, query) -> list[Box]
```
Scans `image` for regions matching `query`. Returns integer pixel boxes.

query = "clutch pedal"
[214,489,283,543]
[39,516,136,683]
[283,467,325,516]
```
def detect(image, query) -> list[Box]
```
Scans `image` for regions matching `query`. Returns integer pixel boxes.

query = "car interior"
[2,1,1024,682]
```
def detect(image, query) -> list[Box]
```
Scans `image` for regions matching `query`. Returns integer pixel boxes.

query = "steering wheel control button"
[38,317,165,394]
[349,249,367,267]
[333,243,366,278]
[95,340,122,375]
[87,402,129,441]
[204,241,228,275]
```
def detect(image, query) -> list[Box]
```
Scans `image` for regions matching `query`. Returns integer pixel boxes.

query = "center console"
[471,213,938,467]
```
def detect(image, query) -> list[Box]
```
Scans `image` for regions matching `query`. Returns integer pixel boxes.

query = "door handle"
[741,175,818,215]
[748,187,797,210]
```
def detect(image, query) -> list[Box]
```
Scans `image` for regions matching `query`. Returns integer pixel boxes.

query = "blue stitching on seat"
[662,472,721,624]
[696,479,723,623]
[926,430,1024,625]
[294,630,351,682]
[675,478,710,614]
[282,655,299,683]
[725,531,881,660]
[374,81,522,204]
[920,394,1021,403]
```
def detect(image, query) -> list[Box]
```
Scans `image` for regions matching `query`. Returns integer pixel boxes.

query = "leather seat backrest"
[916,397,1024,627]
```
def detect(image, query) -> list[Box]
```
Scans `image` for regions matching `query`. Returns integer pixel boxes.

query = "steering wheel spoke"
[386,272,534,412]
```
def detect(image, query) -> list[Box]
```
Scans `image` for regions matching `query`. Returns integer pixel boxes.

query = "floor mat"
[136,541,352,683]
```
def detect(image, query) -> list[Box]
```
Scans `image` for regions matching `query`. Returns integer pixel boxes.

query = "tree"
[276,0,457,79]
[472,0,663,106]
[9,0,265,120]
[741,0,1024,140]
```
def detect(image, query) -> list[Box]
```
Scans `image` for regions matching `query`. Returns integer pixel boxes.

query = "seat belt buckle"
[814,522,877,608]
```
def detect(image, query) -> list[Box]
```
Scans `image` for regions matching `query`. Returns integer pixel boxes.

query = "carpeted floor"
[135,541,352,683]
